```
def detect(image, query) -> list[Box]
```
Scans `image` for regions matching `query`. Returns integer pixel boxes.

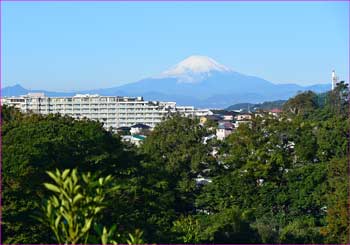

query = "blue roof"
[133,135,146,140]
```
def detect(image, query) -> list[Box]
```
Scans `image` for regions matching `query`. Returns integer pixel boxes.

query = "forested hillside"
[2,82,349,244]
[226,100,286,111]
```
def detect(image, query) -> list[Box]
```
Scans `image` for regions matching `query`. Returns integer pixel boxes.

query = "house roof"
[132,135,146,140]
[117,126,131,131]
[207,115,222,121]
[218,121,233,129]
[130,123,151,129]
[121,134,146,140]
[270,108,283,113]
[218,125,233,130]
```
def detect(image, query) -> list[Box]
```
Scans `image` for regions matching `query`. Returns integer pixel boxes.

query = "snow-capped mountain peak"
[161,55,232,83]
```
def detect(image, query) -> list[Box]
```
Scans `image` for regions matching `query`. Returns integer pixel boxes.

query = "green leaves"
[322,157,349,243]
[44,183,61,193]
[283,91,318,117]
[172,215,202,243]
[62,169,70,180]
[136,115,214,241]
[54,215,61,229]
[90,224,120,245]
[196,102,343,243]
[127,229,144,244]
[47,171,61,185]
[3,87,349,244]
[2,110,131,244]
[72,193,84,205]
[38,168,118,245]
[101,227,109,245]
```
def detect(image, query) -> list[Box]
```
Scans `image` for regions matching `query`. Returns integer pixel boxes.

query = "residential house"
[216,121,233,140]
[121,134,146,147]
[130,123,152,135]
[269,108,283,117]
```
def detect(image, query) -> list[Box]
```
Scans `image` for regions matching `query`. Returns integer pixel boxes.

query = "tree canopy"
[2,82,349,243]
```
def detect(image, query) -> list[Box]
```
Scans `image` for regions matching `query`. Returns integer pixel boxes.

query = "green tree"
[2,110,136,243]
[197,110,330,243]
[172,215,202,243]
[132,115,215,242]
[322,157,349,243]
[326,81,349,116]
[279,218,324,243]
[1,104,24,123]
[316,117,348,162]
[283,91,318,117]
[200,207,259,243]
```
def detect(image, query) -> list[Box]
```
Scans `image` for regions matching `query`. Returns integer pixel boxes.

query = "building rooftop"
[218,121,233,130]
[206,115,222,121]
[116,126,131,131]
[270,108,283,113]
[131,123,151,129]
[132,135,146,140]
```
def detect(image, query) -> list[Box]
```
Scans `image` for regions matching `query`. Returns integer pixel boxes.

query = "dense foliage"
[38,169,115,244]
[2,82,349,244]
[2,108,137,243]
[226,100,286,111]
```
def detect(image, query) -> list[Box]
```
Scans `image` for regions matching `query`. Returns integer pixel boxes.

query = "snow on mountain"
[161,55,232,83]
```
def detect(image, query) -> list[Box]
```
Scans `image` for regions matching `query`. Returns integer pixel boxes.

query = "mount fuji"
[113,55,330,107]
[2,55,330,108]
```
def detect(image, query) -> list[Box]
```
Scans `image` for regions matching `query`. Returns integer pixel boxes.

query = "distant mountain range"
[2,55,331,108]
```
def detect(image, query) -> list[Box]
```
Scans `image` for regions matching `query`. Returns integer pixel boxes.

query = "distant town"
[1,70,340,147]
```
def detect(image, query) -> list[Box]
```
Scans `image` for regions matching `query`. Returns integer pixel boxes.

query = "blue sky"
[2,1,349,91]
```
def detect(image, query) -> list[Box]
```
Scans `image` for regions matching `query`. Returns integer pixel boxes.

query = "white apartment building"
[2,93,211,130]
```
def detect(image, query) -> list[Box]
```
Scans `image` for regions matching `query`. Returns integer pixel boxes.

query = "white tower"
[332,70,338,90]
